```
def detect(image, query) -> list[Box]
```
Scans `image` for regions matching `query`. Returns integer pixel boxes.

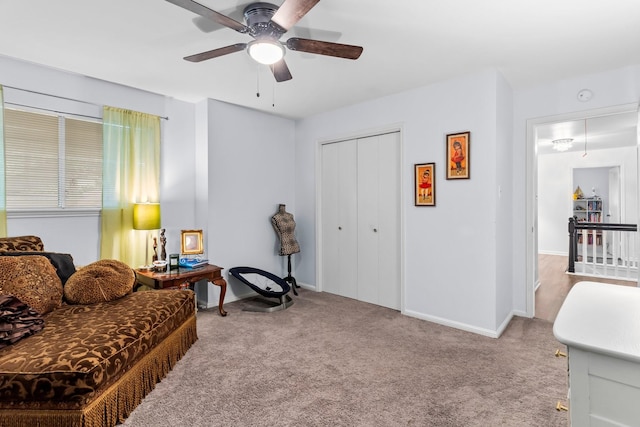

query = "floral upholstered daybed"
[0,236,197,427]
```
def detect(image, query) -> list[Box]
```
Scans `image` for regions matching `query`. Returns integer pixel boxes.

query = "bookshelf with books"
[573,197,604,252]
[573,197,603,223]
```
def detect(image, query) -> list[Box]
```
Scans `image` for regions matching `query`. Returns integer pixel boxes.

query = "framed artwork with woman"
[414,162,435,206]
[446,131,470,179]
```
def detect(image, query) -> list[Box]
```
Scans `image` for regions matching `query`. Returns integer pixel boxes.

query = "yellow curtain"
[101,106,160,266]
[0,86,7,237]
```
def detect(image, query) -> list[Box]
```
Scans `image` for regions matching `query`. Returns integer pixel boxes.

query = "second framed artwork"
[414,163,436,206]
[446,131,470,179]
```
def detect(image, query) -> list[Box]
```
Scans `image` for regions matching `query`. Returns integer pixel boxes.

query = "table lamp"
[133,203,161,268]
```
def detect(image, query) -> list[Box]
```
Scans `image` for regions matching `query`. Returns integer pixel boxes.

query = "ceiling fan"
[166,0,363,82]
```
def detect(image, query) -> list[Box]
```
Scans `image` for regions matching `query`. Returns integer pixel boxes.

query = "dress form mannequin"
[271,204,300,256]
[271,204,300,295]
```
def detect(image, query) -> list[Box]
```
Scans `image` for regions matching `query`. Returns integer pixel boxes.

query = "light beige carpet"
[122,289,568,426]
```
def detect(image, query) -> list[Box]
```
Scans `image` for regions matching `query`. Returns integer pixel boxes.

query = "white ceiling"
[1,0,639,122]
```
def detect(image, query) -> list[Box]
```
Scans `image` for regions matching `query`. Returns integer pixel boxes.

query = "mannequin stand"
[283,254,300,296]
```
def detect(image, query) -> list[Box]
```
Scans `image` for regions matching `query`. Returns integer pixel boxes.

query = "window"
[3,109,102,210]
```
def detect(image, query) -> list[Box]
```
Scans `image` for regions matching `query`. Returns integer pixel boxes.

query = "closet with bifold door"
[321,131,400,310]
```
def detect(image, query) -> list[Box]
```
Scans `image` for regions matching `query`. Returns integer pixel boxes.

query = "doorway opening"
[526,104,639,319]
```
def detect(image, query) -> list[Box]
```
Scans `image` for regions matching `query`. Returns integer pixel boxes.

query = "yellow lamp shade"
[133,203,161,230]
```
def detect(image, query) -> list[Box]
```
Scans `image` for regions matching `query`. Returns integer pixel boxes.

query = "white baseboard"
[539,250,567,256]
[403,309,505,338]
[197,283,316,310]
[197,291,254,310]
[402,310,521,339]
[289,287,526,338]
[512,309,530,318]
[296,282,316,291]
[495,312,515,337]
[197,301,212,310]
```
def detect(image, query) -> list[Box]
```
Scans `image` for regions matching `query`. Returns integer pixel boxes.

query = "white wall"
[512,65,640,313]
[296,70,512,336]
[7,213,100,266]
[0,55,196,266]
[495,72,515,328]
[538,146,637,255]
[159,97,198,257]
[195,100,296,307]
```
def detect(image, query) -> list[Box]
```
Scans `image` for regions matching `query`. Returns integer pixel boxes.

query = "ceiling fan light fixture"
[552,138,574,152]
[248,39,284,65]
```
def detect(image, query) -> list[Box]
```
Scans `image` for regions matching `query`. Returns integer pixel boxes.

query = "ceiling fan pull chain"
[583,119,588,157]
[272,84,276,108]
[256,66,261,98]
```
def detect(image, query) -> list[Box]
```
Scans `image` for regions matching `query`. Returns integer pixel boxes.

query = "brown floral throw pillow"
[0,256,64,315]
[0,294,45,350]
[64,259,135,304]
[0,235,44,252]
[0,251,76,284]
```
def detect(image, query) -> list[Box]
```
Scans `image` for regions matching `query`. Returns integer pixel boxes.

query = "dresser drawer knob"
[554,349,567,358]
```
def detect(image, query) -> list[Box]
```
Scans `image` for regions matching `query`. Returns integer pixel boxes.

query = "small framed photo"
[415,163,436,206]
[446,131,470,179]
[181,229,203,255]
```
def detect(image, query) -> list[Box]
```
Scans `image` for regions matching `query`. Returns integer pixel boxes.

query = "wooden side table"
[135,264,228,317]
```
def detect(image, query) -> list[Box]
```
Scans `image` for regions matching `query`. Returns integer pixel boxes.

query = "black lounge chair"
[229,266,293,312]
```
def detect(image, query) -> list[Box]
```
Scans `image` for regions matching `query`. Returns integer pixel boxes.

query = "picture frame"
[180,229,203,255]
[446,131,470,179]
[414,163,436,206]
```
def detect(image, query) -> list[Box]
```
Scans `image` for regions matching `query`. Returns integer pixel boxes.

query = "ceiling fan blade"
[270,59,293,82]
[191,2,250,33]
[271,0,320,31]
[286,38,363,60]
[184,43,247,62]
[165,0,249,34]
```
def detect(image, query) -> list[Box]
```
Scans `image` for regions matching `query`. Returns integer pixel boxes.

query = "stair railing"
[568,216,638,280]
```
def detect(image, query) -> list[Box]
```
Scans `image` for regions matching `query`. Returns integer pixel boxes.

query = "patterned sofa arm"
[0,236,44,252]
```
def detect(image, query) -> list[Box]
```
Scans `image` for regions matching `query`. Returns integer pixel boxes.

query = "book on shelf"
[179,258,209,269]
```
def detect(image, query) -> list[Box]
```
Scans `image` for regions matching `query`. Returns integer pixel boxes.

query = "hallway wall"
[538,147,637,255]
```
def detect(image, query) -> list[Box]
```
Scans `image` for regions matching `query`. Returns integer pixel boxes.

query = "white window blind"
[65,117,102,208]
[4,108,102,209]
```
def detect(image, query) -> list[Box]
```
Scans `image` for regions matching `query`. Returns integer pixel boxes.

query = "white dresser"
[554,281,640,426]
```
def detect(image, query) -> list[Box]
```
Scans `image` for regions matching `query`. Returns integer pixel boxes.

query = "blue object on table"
[179,257,208,268]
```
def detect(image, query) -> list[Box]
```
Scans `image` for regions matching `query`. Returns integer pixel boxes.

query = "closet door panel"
[321,140,358,299]
[321,143,340,295]
[357,136,381,305]
[376,132,401,310]
[337,140,358,299]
